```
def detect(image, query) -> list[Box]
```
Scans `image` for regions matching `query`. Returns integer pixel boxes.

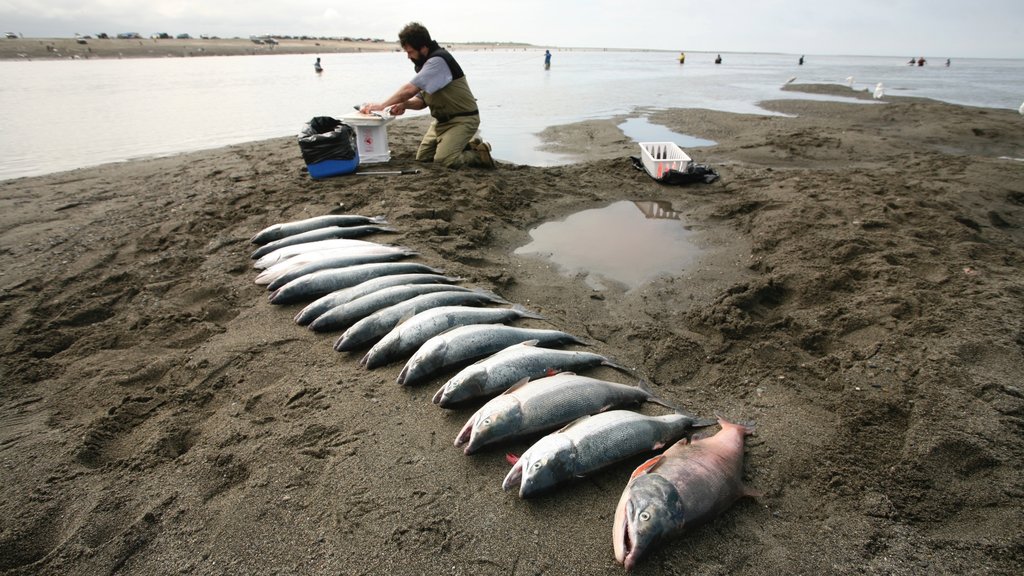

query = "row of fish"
[247,213,757,570]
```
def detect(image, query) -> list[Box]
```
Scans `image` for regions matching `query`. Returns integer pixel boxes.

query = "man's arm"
[360,82,421,114]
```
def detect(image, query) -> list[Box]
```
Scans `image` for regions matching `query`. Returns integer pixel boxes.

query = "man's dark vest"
[416,42,478,123]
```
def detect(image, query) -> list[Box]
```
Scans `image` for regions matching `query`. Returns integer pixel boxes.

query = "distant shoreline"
[0,37,665,61]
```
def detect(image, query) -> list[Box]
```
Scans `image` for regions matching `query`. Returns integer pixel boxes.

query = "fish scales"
[253,239,382,269]
[361,305,540,368]
[307,284,473,332]
[294,274,460,326]
[334,289,507,351]
[266,250,415,290]
[505,412,702,497]
[514,376,652,431]
[269,262,443,305]
[433,341,627,407]
[398,325,587,386]
[567,414,664,458]
[251,224,395,259]
[455,373,659,453]
[251,214,386,245]
[256,245,411,285]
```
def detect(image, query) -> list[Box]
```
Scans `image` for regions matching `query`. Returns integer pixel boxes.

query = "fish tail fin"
[511,303,546,321]
[602,357,639,378]
[636,378,691,416]
[715,413,756,437]
[472,288,510,304]
[567,334,591,346]
[690,416,719,429]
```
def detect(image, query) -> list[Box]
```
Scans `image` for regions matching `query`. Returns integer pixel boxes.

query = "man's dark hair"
[398,22,432,50]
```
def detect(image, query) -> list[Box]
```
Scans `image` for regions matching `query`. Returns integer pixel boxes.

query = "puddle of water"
[514,200,701,291]
[618,116,717,148]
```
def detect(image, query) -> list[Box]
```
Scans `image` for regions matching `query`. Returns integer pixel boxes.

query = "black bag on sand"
[630,156,720,185]
[299,116,357,165]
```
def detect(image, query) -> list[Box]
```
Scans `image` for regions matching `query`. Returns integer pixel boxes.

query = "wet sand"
[1,85,1023,575]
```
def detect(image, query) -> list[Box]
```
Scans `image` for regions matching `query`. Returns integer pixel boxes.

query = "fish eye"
[531,461,543,470]
[639,511,651,522]
[482,417,491,426]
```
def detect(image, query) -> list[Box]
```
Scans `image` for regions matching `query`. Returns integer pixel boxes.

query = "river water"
[1,50,1022,181]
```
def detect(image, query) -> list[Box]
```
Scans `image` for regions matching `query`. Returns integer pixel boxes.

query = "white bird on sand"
[873,82,885,99]
[846,76,855,88]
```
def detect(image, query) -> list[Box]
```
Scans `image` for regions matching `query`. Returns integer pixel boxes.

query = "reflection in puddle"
[618,116,717,148]
[514,200,701,291]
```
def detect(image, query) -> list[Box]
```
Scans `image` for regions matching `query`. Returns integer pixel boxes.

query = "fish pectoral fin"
[557,414,591,433]
[504,377,531,394]
[395,309,416,327]
[505,452,520,465]
[629,454,665,480]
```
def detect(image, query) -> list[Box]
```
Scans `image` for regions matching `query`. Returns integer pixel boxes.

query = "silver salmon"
[333,290,508,352]
[612,418,758,571]
[250,224,396,259]
[265,249,416,291]
[255,245,414,286]
[503,410,709,498]
[253,239,383,269]
[305,283,472,332]
[250,214,387,245]
[453,372,666,454]
[361,304,544,369]
[432,340,630,407]
[268,262,443,305]
[398,325,588,387]
[294,273,461,326]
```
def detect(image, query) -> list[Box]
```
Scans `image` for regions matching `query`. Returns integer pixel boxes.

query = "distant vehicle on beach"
[116,32,142,39]
[4,32,18,39]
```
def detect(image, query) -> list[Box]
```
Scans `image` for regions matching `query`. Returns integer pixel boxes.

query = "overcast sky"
[3,0,1021,58]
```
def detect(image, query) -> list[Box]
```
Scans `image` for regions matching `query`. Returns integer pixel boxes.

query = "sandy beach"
[0,37,535,61]
[1,84,1023,575]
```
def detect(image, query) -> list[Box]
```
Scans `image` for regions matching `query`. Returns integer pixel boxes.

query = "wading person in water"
[360,22,494,169]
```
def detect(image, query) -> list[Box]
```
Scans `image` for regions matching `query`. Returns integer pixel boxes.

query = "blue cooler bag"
[299,117,359,179]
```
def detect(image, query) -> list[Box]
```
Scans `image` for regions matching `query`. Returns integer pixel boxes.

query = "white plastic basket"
[639,142,691,179]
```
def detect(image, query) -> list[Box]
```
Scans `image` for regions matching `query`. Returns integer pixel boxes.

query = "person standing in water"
[314,57,322,73]
[679,51,686,64]
[799,55,804,65]
[544,49,551,69]
[714,54,722,64]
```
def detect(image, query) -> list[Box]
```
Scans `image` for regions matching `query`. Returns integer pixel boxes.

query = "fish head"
[398,339,448,385]
[463,397,523,454]
[434,367,486,407]
[613,473,686,571]
[516,435,576,498]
